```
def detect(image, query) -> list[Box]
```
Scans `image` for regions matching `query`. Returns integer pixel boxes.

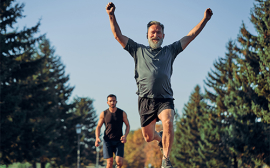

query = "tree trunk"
[233,153,237,168]
[40,156,47,168]
[32,162,37,168]
[41,162,46,168]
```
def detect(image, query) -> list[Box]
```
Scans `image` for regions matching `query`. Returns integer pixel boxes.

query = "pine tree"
[72,97,100,167]
[204,40,237,117]
[204,41,239,167]
[198,110,231,168]
[223,0,270,166]
[223,66,269,167]
[31,38,85,168]
[1,1,99,167]
[171,85,203,168]
[32,38,76,168]
[2,34,76,167]
[0,0,45,165]
[234,0,270,124]
[171,85,228,168]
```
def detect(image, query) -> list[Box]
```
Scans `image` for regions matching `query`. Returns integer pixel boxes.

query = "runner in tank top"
[95,94,130,168]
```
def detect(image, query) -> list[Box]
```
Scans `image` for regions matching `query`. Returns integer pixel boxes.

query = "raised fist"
[204,8,213,21]
[106,2,115,15]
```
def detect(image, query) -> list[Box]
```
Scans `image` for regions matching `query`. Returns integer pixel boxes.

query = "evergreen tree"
[204,41,239,167]
[171,85,202,168]
[32,38,75,168]
[234,0,270,124]
[1,1,99,167]
[224,0,270,166]
[223,64,269,167]
[171,85,228,168]
[72,97,100,167]
[2,33,76,167]
[204,40,237,118]
[0,0,45,165]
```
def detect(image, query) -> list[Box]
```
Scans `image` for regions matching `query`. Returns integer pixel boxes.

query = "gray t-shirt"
[124,38,183,98]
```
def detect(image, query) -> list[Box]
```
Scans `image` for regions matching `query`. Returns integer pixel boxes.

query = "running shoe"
[161,157,173,168]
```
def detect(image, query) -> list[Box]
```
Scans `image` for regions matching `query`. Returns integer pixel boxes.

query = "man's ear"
[146,34,148,39]
[163,34,165,39]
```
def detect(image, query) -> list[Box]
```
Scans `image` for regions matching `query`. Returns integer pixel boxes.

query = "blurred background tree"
[1,1,99,167]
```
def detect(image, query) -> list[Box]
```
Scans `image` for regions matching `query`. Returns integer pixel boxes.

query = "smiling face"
[147,24,165,49]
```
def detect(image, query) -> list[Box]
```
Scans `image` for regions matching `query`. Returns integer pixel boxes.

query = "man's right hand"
[95,138,101,147]
[106,2,115,15]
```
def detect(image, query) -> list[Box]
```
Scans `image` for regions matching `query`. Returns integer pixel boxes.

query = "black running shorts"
[103,139,124,159]
[138,97,174,127]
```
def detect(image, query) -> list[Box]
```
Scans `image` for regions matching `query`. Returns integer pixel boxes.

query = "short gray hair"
[147,21,164,34]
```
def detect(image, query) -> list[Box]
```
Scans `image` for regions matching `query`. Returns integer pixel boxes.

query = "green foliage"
[72,97,101,167]
[171,85,229,168]
[204,41,240,167]
[0,1,99,167]
[123,130,146,168]
[33,38,75,167]
[235,0,270,124]
[1,0,45,164]
[222,0,270,166]
[202,1,270,167]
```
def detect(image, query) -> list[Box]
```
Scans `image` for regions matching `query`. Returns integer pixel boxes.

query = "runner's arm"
[95,111,104,147]
[121,111,130,143]
[106,2,129,48]
[180,8,213,50]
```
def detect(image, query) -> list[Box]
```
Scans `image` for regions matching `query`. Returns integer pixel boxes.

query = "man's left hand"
[120,136,127,143]
[204,8,213,21]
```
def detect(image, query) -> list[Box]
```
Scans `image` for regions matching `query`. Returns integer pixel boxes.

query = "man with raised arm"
[95,94,130,168]
[105,2,213,168]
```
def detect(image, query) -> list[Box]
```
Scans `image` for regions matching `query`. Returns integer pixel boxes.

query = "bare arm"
[180,8,213,50]
[95,111,105,147]
[106,2,128,48]
[120,111,130,143]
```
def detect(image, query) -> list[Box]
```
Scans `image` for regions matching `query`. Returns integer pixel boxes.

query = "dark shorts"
[103,139,124,159]
[138,97,175,127]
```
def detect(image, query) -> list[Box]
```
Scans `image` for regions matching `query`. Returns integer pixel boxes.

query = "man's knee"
[116,160,123,167]
[141,120,156,142]
[142,129,155,142]
[106,158,113,167]
[116,157,123,167]
[143,134,153,142]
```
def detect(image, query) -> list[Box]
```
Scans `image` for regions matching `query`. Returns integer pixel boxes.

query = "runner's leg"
[115,156,123,168]
[158,109,174,159]
[106,157,113,168]
[141,119,162,142]
[115,141,124,168]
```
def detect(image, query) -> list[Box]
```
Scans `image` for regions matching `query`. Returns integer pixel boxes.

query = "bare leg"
[106,157,113,168]
[158,109,174,159]
[115,156,123,168]
[141,119,162,142]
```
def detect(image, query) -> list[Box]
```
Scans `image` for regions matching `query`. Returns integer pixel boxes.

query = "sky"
[15,0,256,131]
